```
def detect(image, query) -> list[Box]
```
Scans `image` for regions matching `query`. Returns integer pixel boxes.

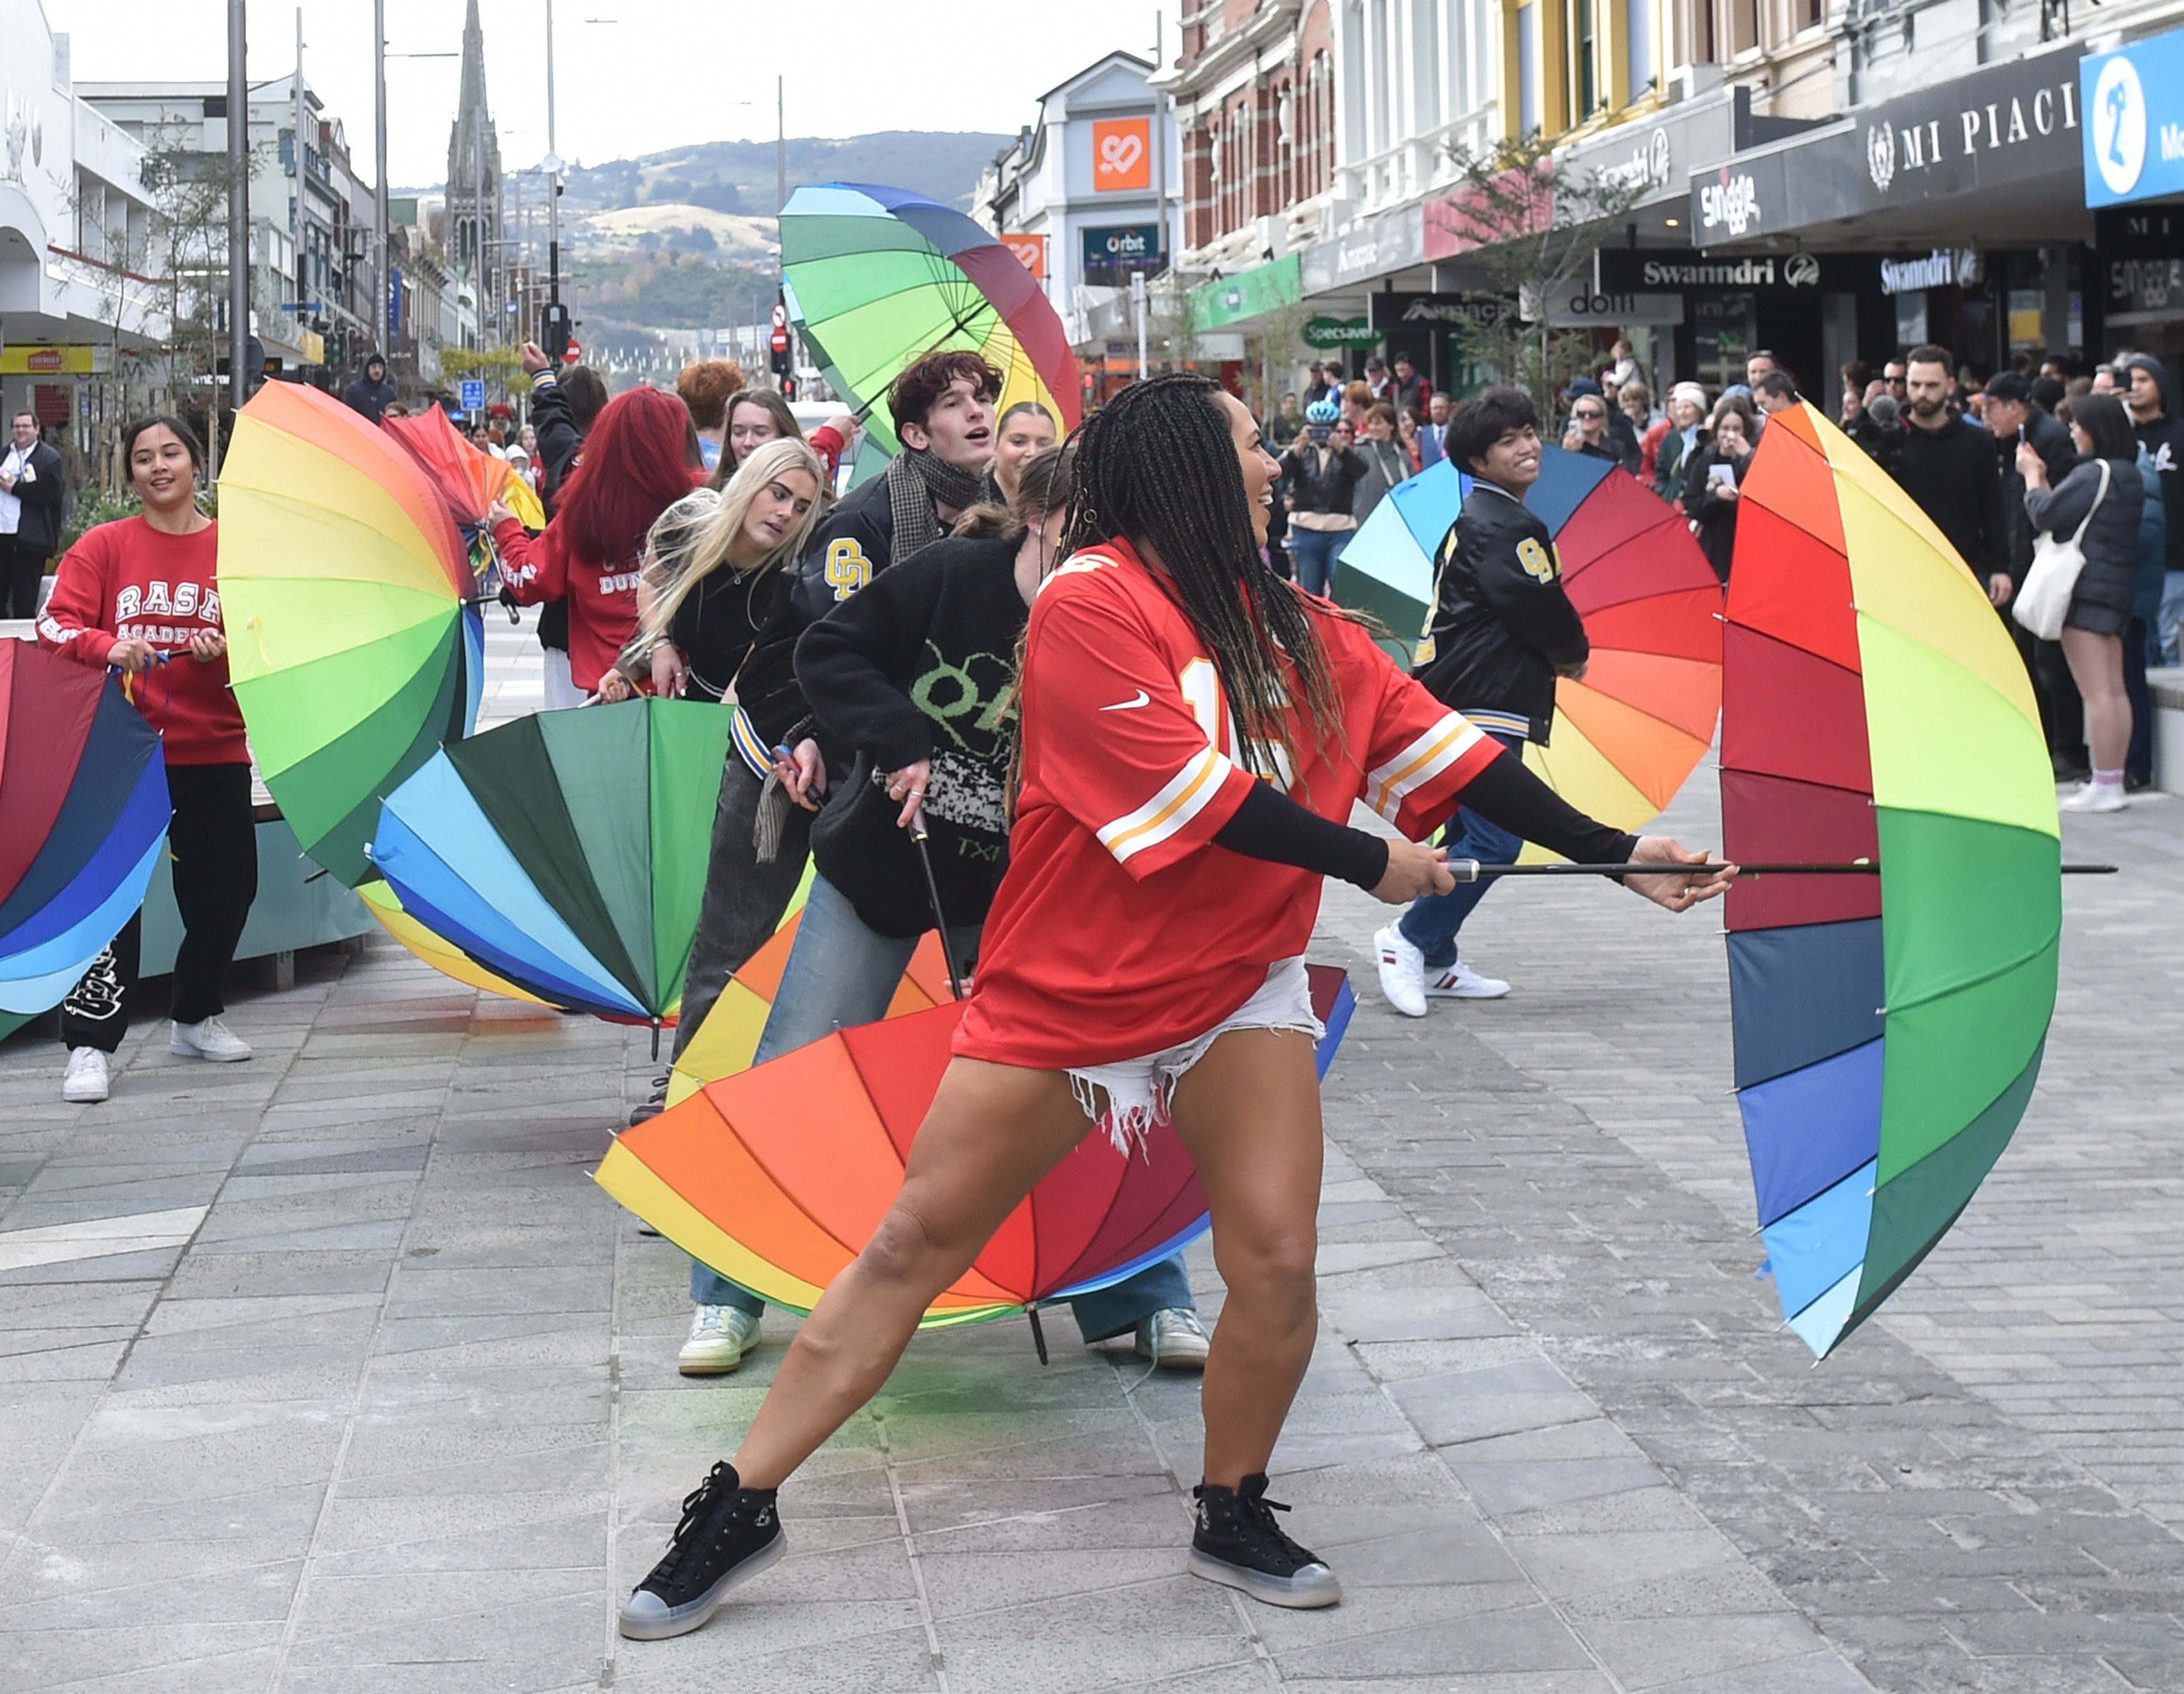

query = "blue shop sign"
[2083,28,2184,207]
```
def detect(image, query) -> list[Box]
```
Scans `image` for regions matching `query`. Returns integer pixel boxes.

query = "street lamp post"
[374,0,388,356]
[227,0,250,447]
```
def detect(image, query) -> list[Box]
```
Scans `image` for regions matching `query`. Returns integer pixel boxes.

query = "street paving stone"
[1,623,2178,1686]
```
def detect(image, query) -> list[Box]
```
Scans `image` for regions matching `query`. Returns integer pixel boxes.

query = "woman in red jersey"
[494,386,707,697]
[37,416,259,1104]
[616,374,1732,1640]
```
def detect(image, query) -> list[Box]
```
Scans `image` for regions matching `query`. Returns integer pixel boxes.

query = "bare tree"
[1435,132,1649,399]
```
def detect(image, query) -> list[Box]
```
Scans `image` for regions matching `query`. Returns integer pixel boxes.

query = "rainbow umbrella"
[1723,404,2059,1358]
[599,967,1356,1327]
[367,698,731,1033]
[779,182,1080,458]
[383,406,546,577]
[1335,445,1723,840]
[218,383,479,886]
[0,646,168,1032]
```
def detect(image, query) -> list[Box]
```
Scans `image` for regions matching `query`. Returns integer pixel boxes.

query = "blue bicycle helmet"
[1304,398,1340,425]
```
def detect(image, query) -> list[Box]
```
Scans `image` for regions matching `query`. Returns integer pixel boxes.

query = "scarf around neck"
[886,447,987,562]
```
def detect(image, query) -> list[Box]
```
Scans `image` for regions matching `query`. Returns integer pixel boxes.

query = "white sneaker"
[1425,960,1511,1000]
[1134,1307,1211,1369]
[2059,781,2126,814]
[678,1304,761,1376]
[1373,924,1428,1018]
[62,1046,110,1103]
[170,1015,252,1062]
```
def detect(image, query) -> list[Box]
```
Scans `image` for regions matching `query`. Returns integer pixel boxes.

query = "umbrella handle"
[908,810,967,1001]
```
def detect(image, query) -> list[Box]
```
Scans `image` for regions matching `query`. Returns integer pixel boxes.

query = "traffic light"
[540,301,572,364]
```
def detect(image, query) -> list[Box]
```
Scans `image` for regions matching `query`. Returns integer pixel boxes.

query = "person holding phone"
[1681,395,1758,582]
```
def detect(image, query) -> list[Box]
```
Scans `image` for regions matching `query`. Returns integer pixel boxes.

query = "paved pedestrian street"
[2,746,2180,1693]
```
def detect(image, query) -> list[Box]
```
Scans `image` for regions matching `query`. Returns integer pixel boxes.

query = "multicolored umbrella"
[779,182,1080,458]
[598,967,1358,1328]
[1335,445,1724,838]
[355,881,546,1006]
[218,382,480,886]
[0,645,168,1027]
[367,698,731,1030]
[382,404,546,579]
[1723,403,2059,1358]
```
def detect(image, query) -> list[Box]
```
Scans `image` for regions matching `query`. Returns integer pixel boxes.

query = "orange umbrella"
[382,406,546,571]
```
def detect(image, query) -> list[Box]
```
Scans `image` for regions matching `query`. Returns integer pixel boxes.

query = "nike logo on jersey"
[1100,690,1152,711]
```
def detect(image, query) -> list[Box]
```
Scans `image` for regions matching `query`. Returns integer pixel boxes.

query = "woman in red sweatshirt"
[494,386,708,697]
[37,415,257,1103]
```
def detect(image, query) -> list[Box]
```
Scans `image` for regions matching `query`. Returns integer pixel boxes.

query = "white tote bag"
[2013,458,2110,642]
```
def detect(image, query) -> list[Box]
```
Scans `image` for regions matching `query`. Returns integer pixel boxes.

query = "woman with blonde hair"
[601,435,826,703]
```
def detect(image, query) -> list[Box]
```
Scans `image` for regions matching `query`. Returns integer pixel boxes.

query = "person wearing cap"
[1364,354,1392,404]
[1654,383,1707,503]
[342,353,399,424]
[1278,398,1369,596]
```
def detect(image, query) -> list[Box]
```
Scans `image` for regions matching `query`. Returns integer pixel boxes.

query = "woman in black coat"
[2020,391,2144,812]
[1679,395,1758,584]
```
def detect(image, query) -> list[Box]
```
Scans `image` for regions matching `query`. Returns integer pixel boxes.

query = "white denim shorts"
[1068,957,1324,1156]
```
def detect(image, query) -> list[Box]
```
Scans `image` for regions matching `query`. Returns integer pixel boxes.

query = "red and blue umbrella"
[0,643,168,1032]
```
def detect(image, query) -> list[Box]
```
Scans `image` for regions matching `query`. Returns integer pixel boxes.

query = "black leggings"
[59,762,259,1052]
[2,536,47,620]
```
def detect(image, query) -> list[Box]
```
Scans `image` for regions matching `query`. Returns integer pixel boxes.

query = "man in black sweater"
[1985,372,2086,775]
[1894,345,2007,596]
[2122,354,2184,663]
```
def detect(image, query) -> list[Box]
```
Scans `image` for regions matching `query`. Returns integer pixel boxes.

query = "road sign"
[770,327,790,354]
[562,339,582,365]
[459,379,486,415]
[770,301,788,331]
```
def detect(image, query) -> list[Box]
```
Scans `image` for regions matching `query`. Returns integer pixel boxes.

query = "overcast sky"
[54,1,1180,190]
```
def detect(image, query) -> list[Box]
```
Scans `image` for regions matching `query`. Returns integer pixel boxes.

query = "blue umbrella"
[1333,458,1471,649]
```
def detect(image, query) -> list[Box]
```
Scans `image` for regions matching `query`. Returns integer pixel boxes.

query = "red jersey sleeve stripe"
[1365,714,1497,824]
[1097,743,1242,866]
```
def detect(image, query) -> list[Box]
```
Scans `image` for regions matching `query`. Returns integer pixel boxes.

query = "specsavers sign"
[2081,26,2184,207]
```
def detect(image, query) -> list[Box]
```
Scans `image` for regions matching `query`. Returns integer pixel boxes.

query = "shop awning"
[1189,253,1301,333]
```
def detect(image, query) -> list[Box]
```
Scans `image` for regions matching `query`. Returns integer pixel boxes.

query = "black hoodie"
[2123,355,2184,573]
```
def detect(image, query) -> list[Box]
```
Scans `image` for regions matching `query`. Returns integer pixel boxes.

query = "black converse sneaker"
[618,1461,787,1639]
[1188,1473,1342,1607]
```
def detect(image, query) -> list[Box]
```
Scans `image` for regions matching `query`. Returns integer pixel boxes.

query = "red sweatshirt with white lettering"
[37,516,249,765]
[493,517,641,695]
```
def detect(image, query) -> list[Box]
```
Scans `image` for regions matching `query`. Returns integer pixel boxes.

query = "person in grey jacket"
[2020,391,2142,813]
[1351,402,1412,524]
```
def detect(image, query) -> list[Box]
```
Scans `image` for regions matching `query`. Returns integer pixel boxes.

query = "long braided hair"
[1062,372,1353,780]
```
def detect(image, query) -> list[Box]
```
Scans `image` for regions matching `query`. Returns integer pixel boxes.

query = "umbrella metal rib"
[1455,861,2117,877]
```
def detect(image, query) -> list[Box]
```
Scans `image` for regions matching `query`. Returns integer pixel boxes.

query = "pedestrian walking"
[1681,397,1757,582]
[1375,385,1594,1014]
[1,412,66,619]
[1895,345,2009,593]
[36,416,257,1104]
[2019,392,2144,813]
[676,358,745,472]
[614,371,1729,1643]
[673,444,1213,1381]
[1276,399,1367,596]
[341,352,399,424]
[494,386,708,698]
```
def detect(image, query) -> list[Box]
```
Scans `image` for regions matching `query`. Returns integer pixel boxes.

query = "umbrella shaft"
[1454,861,2117,880]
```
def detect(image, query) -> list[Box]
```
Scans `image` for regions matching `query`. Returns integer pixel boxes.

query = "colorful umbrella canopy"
[0,645,168,1024]
[1723,403,2059,1358]
[382,404,547,567]
[355,881,547,1006]
[367,698,731,1026]
[219,382,479,886]
[1335,445,1724,838]
[779,182,1080,458]
[600,965,1357,1326]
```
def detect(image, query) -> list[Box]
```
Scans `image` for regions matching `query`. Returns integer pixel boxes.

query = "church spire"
[445,0,501,287]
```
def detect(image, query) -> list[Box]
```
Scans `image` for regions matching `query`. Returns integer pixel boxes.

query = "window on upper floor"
[1627,0,1655,96]
[1573,0,1600,119]
[1518,3,1541,135]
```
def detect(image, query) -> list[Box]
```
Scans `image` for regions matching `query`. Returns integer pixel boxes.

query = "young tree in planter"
[1432,131,1649,399]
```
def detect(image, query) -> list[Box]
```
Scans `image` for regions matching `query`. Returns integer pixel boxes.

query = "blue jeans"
[1288,527,1346,597]
[692,874,1197,1342]
[2160,571,2184,667]
[1396,732,1525,970]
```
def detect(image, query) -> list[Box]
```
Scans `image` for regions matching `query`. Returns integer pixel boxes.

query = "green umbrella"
[367,698,731,1036]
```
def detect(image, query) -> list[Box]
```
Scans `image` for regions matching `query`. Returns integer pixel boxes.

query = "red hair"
[553,386,703,567]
